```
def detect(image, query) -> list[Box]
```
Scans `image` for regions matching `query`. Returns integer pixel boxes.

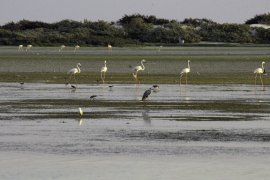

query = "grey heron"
[142,88,153,101]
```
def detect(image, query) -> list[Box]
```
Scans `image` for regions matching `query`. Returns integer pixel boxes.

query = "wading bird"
[90,95,97,100]
[59,45,66,52]
[254,61,266,88]
[132,59,146,83]
[26,45,32,52]
[108,85,114,91]
[152,85,159,93]
[74,45,80,53]
[18,45,23,51]
[100,60,108,83]
[66,63,81,85]
[142,88,152,101]
[108,44,112,52]
[78,107,83,117]
[157,45,163,52]
[180,60,191,85]
[71,85,76,89]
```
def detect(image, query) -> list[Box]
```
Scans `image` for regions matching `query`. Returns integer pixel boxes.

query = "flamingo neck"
[77,65,81,73]
[141,61,145,70]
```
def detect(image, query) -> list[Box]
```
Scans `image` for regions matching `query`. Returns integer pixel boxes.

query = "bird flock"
[16,43,267,92]
[62,59,266,103]
[15,45,267,115]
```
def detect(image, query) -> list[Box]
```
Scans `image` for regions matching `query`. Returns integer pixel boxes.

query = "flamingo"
[66,63,81,85]
[26,45,32,52]
[18,45,23,51]
[74,45,80,53]
[180,60,191,85]
[132,59,146,83]
[100,60,108,83]
[157,45,163,52]
[107,44,112,52]
[59,45,66,52]
[254,61,266,88]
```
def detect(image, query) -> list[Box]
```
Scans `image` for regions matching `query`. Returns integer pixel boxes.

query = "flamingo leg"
[254,74,257,86]
[133,72,138,82]
[103,72,106,83]
[186,73,188,85]
[101,72,104,84]
[66,75,72,85]
[259,74,264,90]
[180,74,184,85]
[73,75,77,85]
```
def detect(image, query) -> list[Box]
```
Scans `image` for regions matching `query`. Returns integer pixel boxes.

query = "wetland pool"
[0,83,270,179]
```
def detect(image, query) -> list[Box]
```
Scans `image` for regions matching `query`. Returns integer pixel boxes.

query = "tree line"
[0,13,270,46]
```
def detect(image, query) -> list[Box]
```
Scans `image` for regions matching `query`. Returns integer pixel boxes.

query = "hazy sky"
[1,0,270,25]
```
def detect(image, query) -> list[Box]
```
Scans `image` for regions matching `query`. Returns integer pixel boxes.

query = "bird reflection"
[71,88,76,93]
[142,109,151,126]
[78,118,83,126]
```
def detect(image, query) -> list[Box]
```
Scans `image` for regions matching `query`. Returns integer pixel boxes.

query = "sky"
[1,0,270,25]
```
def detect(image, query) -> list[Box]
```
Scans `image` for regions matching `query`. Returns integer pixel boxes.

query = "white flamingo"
[254,61,266,88]
[132,59,146,83]
[74,45,80,53]
[66,63,81,85]
[107,44,112,52]
[18,45,23,51]
[180,60,191,85]
[26,45,32,52]
[100,60,108,83]
[59,45,66,52]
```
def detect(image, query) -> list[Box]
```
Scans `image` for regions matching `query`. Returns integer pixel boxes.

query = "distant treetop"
[118,14,172,25]
[245,13,270,25]
[181,18,216,27]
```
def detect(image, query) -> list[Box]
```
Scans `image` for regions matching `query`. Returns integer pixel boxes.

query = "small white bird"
[180,60,191,85]
[100,60,108,83]
[78,108,83,117]
[132,59,146,83]
[254,61,266,87]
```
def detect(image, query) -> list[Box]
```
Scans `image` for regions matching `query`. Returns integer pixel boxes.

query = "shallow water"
[0,83,270,179]
[1,82,269,101]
